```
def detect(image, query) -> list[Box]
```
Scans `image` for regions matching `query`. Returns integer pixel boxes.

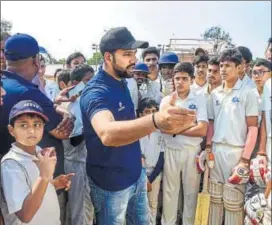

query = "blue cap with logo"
[4,33,39,61]
[133,62,150,74]
[159,52,179,65]
[9,100,49,123]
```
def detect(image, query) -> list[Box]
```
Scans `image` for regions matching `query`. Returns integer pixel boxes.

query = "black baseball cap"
[99,27,149,54]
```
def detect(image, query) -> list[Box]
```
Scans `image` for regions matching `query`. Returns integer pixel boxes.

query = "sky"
[1,1,271,60]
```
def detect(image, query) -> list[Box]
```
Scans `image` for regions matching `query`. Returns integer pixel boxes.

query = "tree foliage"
[202,26,232,44]
[1,19,12,33]
[56,58,66,65]
[87,52,103,65]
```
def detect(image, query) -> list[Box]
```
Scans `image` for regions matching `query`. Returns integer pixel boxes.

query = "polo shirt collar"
[11,143,40,160]
[177,90,194,101]
[100,68,128,88]
[231,79,243,90]
[203,84,211,94]
[218,79,242,92]
[242,73,249,81]
[3,70,38,88]
[193,80,207,88]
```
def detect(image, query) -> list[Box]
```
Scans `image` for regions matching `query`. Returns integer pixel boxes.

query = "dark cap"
[159,52,179,65]
[133,62,150,74]
[99,27,149,54]
[4,33,39,61]
[194,47,207,56]
[141,47,160,59]
[9,100,49,123]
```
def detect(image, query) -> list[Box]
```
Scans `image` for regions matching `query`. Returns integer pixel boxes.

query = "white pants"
[209,143,245,225]
[267,138,271,170]
[210,143,245,191]
[147,173,162,225]
[263,191,271,224]
[162,146,201,225]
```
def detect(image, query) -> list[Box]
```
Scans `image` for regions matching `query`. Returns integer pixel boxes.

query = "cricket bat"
[194,164,210,225]
[265,179,272,199]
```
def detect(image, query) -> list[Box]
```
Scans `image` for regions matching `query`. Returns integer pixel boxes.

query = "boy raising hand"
[1,100,74,225]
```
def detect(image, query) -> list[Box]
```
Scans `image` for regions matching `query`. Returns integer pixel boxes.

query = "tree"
[87,52,103,66]
[1,19,12,33]
[202,26,232,44]
[56,58,66,65]
[50,57,58,64]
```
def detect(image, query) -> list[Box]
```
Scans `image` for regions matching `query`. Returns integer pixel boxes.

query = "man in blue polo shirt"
[0,33,75,224]
[0,33,74,155]
[80,27,196,225]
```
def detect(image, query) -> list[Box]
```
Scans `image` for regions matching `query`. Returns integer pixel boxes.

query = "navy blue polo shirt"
[0,71,62,155]
[80,68,142,191]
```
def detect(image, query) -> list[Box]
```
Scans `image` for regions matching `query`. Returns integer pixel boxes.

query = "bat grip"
[202,164,210,193]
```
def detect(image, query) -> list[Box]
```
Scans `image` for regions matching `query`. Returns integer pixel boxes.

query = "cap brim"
[10,110,49,123]
[133,69,150,74]
[123,40,149,50]
[159,62,177,65]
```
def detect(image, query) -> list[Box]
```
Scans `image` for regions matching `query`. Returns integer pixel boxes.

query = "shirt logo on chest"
[118,102,125,111]
[232,97,239,103]
[188,103,197,110]
[215,100,220,106]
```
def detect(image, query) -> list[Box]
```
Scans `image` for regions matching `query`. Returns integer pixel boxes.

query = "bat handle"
[203,164,210,193]
[265,180,272,199]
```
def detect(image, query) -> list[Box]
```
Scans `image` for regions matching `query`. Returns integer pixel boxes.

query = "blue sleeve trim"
[148,152,164,183]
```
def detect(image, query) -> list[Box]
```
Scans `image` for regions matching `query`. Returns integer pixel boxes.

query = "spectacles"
[252,70,270,76]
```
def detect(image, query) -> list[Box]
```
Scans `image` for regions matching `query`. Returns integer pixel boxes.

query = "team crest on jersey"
[118,102,125,111]
[232,97,239,103]
[188,103,197,110]
[215,100,220,106]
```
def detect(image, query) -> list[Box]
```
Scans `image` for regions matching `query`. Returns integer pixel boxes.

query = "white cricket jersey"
[252,88,263,127]
[160,78,173,97]
[44,80,60,102]
[208,79,259,147]
[191,80,209,94]
[241,74,256,89]
[1,144,60,225]
[140,131,164,175]
[67,97,83,137]
[126,78,139,110]
[140,80,162,104]
[161,91,208,150]
[262,78,271,138]
[199,84,213,119]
